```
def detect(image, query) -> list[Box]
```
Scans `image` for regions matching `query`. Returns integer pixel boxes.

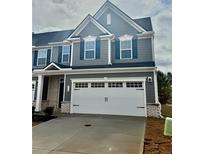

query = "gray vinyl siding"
[64,72,155,104]
[97,8,140,37]
[72,40,108,66]
[78,22,105,37]
[111,38,153,63]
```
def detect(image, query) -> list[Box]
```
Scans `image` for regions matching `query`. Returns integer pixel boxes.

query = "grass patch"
[161,104,172,117]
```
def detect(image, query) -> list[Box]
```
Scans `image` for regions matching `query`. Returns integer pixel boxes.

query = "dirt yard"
[143,104,172,154]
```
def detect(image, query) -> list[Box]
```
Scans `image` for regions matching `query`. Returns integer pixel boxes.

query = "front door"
[58,79,64,108]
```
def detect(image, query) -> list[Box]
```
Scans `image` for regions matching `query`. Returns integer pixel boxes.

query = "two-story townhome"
[32,0,161,117]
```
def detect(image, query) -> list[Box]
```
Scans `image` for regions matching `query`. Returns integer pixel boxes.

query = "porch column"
[35,75,44,112]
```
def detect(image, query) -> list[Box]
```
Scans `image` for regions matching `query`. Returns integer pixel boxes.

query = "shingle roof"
[133,17,153,31]
[32,17,152,47]
[32,29,74,46]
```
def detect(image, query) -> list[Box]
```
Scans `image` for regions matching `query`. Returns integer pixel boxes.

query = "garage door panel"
[72,81,146,116]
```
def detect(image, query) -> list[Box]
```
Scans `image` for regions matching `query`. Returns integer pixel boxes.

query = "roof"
[133,17,153,31]
[32,29,74,46]
[32,18,152,47]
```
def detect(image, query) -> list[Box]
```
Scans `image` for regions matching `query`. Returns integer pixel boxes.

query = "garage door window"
[91,82,105,88]
[126,82,143,88]
[108,82,123,88]
[75,82,88,88]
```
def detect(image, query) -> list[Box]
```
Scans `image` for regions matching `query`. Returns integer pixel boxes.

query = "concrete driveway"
[33,115,146,154]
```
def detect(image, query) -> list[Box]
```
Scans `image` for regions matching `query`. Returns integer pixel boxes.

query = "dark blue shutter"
[33,50,38,66]
[132,38,138,59]
[96,39,100,59]
[58,46,62,63]
[80,40,84,60]
[115,39,120,59]
[47,49,51,65]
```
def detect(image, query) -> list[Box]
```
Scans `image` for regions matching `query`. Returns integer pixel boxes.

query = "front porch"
[32,74,69,113]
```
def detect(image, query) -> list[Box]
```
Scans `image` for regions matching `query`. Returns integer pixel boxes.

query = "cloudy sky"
[32,0,172,73]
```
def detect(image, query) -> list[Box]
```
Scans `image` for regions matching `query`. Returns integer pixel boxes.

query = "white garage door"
[71,79,146,117]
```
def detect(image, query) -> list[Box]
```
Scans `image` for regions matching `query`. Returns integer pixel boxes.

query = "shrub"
[32,106,35,114]
[43,107,54,117]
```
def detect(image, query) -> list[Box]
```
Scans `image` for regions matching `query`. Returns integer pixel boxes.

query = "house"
[32,0,161,117]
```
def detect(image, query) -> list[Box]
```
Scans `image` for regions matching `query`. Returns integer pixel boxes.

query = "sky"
[32,0,172,73]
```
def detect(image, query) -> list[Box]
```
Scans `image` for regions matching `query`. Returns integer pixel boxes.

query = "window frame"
[61,45,70,63]
[37,49,47,66]
[84,36,96,60]
[119,35,133,60]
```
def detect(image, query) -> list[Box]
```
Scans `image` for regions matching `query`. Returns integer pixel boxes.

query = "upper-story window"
[62,45,70,63]
[119,35,133,59]
[107,14,111,25]
[84,36,96,60]
[37,49,47,66]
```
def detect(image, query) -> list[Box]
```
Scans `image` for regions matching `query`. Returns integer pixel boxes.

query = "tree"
[157,71,172,104]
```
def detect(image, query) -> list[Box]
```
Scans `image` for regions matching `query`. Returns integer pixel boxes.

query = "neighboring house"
[32,0,161,117]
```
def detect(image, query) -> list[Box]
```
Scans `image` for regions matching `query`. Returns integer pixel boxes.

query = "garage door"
[71,79,146,117]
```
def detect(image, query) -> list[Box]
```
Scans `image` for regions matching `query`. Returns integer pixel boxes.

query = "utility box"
[164,117,172,136]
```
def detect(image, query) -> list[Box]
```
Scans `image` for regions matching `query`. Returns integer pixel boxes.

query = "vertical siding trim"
[154,70,159,103]
[108,39,112,64]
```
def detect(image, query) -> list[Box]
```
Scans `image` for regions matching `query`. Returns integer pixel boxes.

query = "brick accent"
[61,102,70,113]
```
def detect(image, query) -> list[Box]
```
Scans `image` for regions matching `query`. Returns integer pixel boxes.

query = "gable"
[68,15,111,39]
[94,1,147,36]
[44,62,61,71]
[78,22,105,37]
[97,8,141,37]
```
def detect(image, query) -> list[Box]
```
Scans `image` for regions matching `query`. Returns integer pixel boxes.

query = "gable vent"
[107,14,111,25]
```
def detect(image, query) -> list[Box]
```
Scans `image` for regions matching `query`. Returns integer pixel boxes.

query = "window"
[108,82,123,88]
[126,82,143,88]
[37,49,47,65]
[62,45,70,63]
[91,82,105,88]
[107,14,111,25]
[85,40,95,59]
[120,40,132,59]
[75,82,88,88]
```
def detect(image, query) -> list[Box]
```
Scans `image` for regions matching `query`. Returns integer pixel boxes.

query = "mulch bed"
[144,118,172,154]
[32,114,56,126]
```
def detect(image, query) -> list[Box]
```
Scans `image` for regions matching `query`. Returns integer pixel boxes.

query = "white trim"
[68,15,112,39]
[108,39,112,64]
[48,41,71,46]
[37,49,48,66]
[143,81,147,117]
[70,42,74,66]
[71,77,146,83]
[33,46,51,49]
[84,36,96,60]
[154,70,159,104]
[35,75,44,112]
[33,67,157,76]
[61,45,70,63]
[43,62,61,71]
[151,36,155,61]
[137,32,154,39]
[94,1,146,33]
[119,35,133,59]
[50,46,53,63]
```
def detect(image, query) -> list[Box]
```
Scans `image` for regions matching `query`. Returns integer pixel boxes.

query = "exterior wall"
[78,22,105,37]
[111,38,153,63]
[72,40,109,66]
[64,72,156,104]
[97,8,140,37]
[52,46,59,62]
